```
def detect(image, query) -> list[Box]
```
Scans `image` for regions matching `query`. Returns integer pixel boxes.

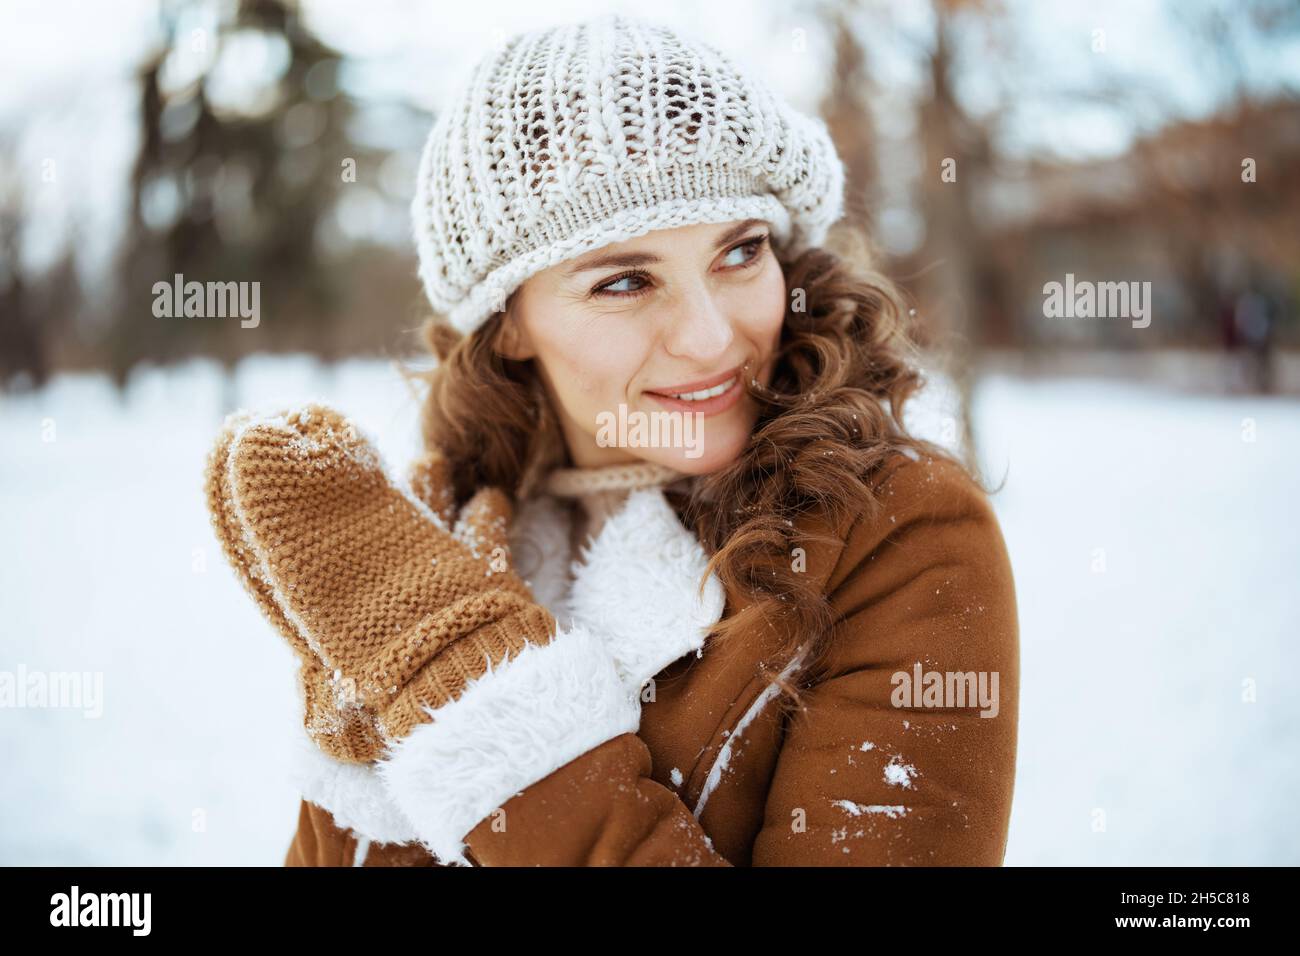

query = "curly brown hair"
[406,225,969,717]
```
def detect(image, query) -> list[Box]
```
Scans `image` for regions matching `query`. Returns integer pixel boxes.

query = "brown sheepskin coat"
[283,452,1019,866]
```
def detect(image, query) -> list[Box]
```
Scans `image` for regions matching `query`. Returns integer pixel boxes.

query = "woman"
[205,12,1018,866]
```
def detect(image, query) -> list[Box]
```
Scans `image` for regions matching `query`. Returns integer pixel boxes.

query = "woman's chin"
[643,424,751,476]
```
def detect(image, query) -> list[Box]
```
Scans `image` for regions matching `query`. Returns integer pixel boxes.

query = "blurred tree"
[913,0,998,467]
[0,172,81,391]
[818,1,880,234]
[110,0,380,391]
[0,185,40,388]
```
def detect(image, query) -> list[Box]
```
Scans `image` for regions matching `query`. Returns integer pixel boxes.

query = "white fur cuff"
[287,729,422,847]
[375,623,642,866]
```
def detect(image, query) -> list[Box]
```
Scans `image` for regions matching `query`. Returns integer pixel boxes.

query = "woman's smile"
[642,361,749,415]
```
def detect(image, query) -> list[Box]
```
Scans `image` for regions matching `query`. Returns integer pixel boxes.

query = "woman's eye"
[592,270,647,297]
[722,234,769,268]
[591,235,767,299]
[599,274,647,295]
[722,240,757,267]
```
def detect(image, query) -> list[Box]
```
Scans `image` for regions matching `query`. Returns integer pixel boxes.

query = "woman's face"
[499,217,786,474]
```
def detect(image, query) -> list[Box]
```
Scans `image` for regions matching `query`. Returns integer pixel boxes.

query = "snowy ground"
[1,355,1296,865]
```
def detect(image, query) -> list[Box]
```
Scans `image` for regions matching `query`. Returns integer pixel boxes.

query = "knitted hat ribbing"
[411,13,846,337]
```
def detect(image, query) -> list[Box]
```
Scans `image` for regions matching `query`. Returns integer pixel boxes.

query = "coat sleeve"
[462,732,732,866]
[750,454,1020,866]
[376,621,732,867]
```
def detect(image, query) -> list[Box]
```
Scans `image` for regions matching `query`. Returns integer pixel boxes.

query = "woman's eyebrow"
[562,218,767,277]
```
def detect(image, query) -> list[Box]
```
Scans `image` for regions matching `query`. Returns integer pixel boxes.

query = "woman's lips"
[648,364,743,396]
[643,374,744,416]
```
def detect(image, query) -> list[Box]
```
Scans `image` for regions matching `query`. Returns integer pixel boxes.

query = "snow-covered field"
[1,355,1296,865]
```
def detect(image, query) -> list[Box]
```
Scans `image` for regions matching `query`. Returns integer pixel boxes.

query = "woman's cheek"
[764,262,789,330]
[736,265,787,345]
[543,327,595,384]
[551,335,631,425]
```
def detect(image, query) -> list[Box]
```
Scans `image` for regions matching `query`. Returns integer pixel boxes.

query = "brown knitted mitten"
[207,404,556,764]
[205,408,389,762]
[207,403,641,864]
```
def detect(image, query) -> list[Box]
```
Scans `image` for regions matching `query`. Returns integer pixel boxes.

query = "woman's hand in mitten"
[202,408,527,764]
[207,404,639,865]
[565,487,727,696]
[206,406,388,763]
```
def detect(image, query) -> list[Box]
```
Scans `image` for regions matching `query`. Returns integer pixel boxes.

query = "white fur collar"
[508,494,576,625]
[564,487,725,688]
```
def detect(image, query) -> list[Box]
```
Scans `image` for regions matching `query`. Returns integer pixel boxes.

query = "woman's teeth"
[666,376,737,402]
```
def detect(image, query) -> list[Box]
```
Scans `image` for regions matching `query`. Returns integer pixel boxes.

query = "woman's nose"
[661,283,735,362]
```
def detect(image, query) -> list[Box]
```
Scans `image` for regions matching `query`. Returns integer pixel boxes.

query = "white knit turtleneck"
[543,460,692,556]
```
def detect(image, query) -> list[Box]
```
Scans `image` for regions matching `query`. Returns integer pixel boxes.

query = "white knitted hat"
[411,13,846,337]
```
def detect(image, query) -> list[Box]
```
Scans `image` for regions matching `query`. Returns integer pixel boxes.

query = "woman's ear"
[493,298,536,361]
